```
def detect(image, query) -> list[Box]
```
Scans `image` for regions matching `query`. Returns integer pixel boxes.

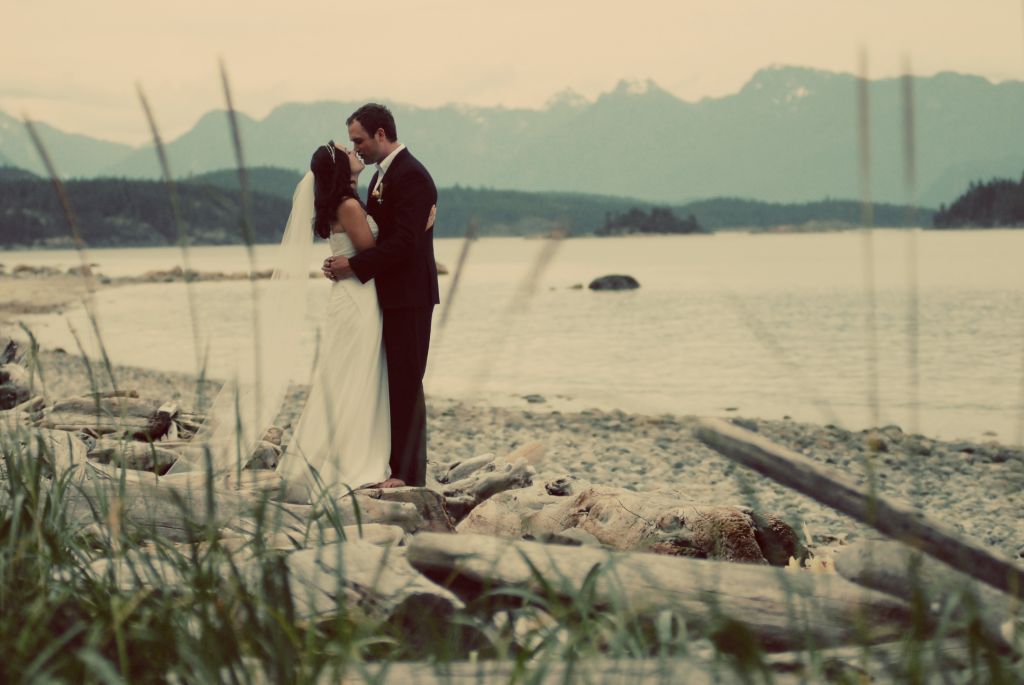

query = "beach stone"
[588,274,640,291]
[522,394,546,404]
[545,477,573,496]
[864,432,888,453]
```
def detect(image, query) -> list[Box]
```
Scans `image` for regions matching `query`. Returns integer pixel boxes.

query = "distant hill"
[1,66,1022,207]
[0,165,38,182]
[933,174,1024,228]
[0,167,934,247]
[0,177,290,248]
[0,110,134,179]
[183,166,933,234]
[186,166,305,200]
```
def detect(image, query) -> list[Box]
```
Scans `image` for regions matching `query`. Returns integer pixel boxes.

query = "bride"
[175,141,407,502]
[275,142,395,501]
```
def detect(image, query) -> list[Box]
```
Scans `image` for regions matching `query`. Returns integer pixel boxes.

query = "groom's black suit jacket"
[349,148,440,308]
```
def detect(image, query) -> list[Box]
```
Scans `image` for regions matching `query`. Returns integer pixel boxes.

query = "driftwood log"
[60,473,424,543]
[439,445,542,521]
[408,532,912,650]
[49,395,163,416]
[331,639,982,685]
[88,438,180,473]
[31,394,194,442]
[0,361,31,410]
[0,408,31,430]
[282,542,464,631]
[834,539,1022,650]
[357,486,455,533]
[458,481,802,565]
[255,523,407,551]
[695,418,1024,597]
[90,540,463,632]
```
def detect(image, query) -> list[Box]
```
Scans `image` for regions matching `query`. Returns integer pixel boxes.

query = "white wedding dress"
[276,220,392,501]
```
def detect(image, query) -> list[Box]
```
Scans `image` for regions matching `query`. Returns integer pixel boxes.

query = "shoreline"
[16,347,1024,561]
[0,270,288,323]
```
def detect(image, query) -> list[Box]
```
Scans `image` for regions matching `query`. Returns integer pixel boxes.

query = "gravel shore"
[22,347,1024,561]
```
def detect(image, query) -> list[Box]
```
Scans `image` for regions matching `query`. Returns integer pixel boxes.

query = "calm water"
[6,230,1024,443]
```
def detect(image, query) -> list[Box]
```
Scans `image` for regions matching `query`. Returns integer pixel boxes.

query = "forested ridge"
[0,166,936,247]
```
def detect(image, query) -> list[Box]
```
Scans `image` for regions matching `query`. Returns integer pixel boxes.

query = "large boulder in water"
[588,274,640,291]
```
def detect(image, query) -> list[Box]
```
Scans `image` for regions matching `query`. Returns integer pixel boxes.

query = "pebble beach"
[23,344,1024,562]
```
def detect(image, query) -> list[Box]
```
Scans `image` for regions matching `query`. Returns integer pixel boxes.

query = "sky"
[2,0,1023,144]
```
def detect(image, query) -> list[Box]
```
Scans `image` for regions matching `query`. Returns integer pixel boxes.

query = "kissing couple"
[180,103,440,503]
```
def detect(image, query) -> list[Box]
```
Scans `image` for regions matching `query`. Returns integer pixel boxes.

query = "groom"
[323,103,440,488]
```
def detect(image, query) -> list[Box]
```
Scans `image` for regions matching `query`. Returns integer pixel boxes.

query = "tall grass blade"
[219,60,263,468]
[438,220,478,330]
[858,49,880,427]
[901,60,921,437]
[137,85,207,402]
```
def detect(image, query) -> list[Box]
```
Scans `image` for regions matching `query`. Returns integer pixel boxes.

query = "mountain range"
[3,66,1023,207]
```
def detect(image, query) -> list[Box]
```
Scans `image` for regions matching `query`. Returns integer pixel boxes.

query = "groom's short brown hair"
[348,103,397,142]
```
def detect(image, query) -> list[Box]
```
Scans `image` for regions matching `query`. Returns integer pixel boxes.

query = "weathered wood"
[63,475,267,542]
[0,362,31,410]
[90,541,462,632]
[441,443,543,486]
[440,452,496,484]
[5,427,91,479]
[695,417,1024,597]
[35,412,154,436]
[834,539,1022,650]
[243,440,281,469]
[324,641,981,685]
[442,455,535,521]
[283,542,464,628]
[264,522,406,550]
[0,408,31,430]
[50,395,162,417]
[330,657,792,685]
[60,474,423,542]
[408,532,913,651]
[88,438,180,473]
[84,389,140,400]
[357,486,455,532]
[458,482,802,565]
[0,338,23,365]
[13,395,45,414]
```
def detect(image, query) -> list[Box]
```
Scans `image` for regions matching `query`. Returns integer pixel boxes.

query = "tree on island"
[933,173,1024,228]
[595,207,704,236]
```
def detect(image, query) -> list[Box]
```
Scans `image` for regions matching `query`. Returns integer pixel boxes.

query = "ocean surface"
[5,229,1024,444]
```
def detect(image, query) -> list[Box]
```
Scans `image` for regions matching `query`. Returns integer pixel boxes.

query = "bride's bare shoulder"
[333,197,366,233]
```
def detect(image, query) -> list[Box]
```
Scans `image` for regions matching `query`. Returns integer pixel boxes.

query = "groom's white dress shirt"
[375,143,406,182]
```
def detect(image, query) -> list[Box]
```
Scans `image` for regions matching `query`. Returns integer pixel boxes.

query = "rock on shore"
[588,274,640,290]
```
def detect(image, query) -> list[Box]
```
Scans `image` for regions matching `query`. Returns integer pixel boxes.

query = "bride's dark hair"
[311,142,360,239]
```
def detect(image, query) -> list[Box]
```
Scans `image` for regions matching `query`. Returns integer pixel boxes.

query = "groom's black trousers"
[382,305,433,486]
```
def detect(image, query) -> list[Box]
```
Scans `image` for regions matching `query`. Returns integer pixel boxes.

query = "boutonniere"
[372,181,385,204]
